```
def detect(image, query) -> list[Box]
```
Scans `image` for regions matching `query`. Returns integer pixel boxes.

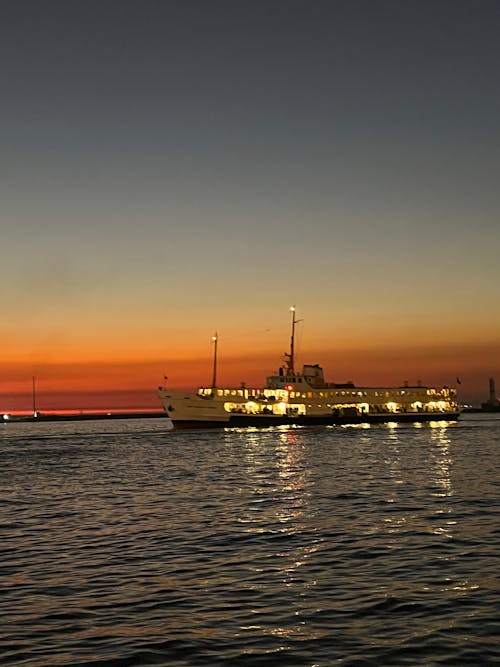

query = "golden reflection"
[382,421,457,542]
[238,428,323,643]
[424,577,481,595]
[383,514,408,534]
[240,428,310,532]
[383,430,403,494]
[240,622,326,642]
[427,422,455,540]
[278,428,298,445]
[430,422,453,498]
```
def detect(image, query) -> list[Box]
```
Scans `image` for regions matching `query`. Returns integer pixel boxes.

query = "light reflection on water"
[1,416,500,665]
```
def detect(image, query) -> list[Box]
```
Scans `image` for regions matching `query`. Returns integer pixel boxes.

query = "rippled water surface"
[1,415,500,666]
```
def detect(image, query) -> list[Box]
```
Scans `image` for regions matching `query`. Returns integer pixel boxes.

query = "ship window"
[298,378,302,382]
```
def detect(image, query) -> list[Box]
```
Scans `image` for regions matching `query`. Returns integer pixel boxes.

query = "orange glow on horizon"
[1,337,499,411]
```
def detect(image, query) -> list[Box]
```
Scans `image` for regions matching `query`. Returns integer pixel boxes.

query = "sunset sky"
[1,0,499,411]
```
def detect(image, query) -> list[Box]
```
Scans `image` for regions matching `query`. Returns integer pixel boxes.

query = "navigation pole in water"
[32,376,37,417]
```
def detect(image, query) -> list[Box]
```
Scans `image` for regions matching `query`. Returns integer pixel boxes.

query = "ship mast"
[286,306,302,374]
[211,332,218,390]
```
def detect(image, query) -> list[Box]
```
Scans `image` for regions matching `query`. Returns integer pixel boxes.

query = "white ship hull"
[158,386,459,429]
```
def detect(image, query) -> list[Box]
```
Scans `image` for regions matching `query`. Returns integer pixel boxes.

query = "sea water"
[1,415,499,666]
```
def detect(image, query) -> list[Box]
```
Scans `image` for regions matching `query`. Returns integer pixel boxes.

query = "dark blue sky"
[1,0,499,402]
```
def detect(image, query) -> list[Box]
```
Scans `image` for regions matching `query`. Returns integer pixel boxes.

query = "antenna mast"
[290,306,296,374]
[285,306,302,374]
[211,332,218,390]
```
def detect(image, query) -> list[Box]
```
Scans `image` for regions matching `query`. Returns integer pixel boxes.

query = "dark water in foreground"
[1,415,499,666]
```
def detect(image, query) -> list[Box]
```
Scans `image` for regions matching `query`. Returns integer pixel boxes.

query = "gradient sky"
[1,0,499,410]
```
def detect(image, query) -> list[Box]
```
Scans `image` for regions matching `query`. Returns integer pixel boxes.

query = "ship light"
[3,414,10,421]
[286,385,293,391]
[386,402,398,412]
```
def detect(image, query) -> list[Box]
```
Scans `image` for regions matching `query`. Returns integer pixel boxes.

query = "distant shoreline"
[2,411,167,423]
[3,408,499,423]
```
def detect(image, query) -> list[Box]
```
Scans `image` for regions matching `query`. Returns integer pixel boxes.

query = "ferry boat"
[157,308,459,428]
